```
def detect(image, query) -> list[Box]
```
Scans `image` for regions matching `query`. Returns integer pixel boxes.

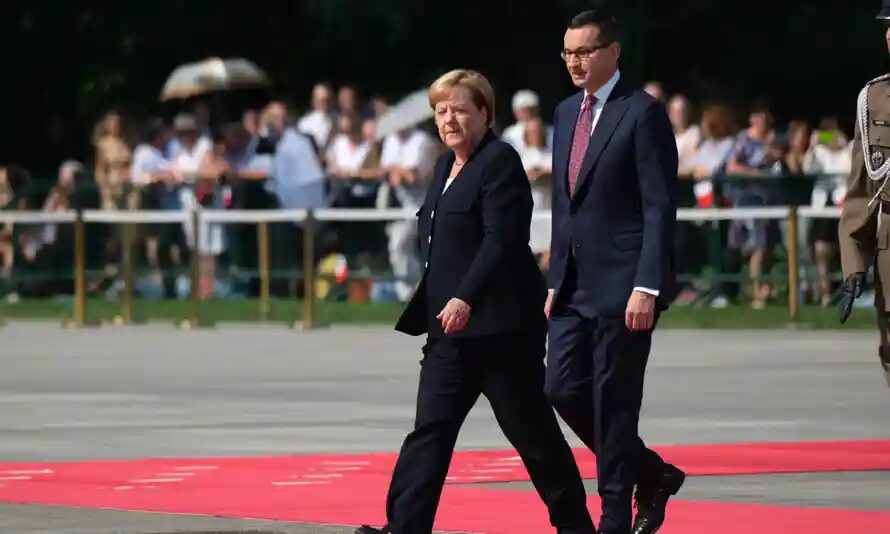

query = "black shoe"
[631,465,685,534]
[354,526,389,534]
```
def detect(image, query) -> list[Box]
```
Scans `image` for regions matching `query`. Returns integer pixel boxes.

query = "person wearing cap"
[171,113,213,179]
[502,89,554,151]
[837,0,890,389]
[171,113,223,297]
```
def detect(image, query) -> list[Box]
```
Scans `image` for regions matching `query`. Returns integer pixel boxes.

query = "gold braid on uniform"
[859,73,890,208]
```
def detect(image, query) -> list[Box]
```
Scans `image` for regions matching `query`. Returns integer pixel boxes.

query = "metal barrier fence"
[0,206,842,327]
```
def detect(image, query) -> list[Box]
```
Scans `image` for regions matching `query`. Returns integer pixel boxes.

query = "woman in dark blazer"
[357,70,594,534]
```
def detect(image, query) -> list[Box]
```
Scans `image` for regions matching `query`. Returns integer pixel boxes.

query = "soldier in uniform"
[838,0,890,388]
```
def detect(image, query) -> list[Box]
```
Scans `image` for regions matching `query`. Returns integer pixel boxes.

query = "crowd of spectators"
[0,80,855,308]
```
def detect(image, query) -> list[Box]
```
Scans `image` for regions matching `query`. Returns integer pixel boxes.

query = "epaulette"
[858,72,890,189]
[865,73,890,89]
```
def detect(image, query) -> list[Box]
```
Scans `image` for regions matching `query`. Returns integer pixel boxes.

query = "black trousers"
[385,333,594,534]
[546,263,670,534]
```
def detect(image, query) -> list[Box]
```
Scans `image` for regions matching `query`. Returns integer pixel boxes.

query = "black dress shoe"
[631,465,685,534]
[354,526,389,534]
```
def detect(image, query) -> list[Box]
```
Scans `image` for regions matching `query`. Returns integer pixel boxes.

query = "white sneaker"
[709,295,729,308]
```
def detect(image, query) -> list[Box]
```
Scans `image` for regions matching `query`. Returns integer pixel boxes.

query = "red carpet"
[1,440,889,533]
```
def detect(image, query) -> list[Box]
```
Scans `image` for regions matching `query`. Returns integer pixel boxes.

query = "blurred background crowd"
[0,78,856,310]
[0,1,884,311]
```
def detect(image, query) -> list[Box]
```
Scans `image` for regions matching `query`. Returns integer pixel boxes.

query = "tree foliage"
[3,0,886,173]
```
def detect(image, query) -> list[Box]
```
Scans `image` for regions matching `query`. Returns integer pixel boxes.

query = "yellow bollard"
[177,208,213,329]
[258,220,270,321]
[64,211,94,328]
[110,189,146,326]
[786,206,799,323]
[112,222,140,325]
[293,211,325,330]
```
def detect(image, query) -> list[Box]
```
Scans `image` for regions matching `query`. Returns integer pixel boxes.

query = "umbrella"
[160,57,270,101]
[374,88,433,141]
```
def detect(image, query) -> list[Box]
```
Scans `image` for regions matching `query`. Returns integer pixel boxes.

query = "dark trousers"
[874,308,890,388]
[385,334,594,534]
[157,223,189,298]
[546,264,669,534]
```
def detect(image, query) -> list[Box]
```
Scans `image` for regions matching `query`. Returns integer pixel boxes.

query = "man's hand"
[437,298,472,334]
[527,167,545,181]
[626,290,656,331]
[838,272,866,324]
[544,289,555,319]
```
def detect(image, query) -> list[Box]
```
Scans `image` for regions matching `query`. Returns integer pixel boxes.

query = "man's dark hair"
[5,164,31,194]
[568,9,622,44]
[748,99,774,128]
[750,99,773,117]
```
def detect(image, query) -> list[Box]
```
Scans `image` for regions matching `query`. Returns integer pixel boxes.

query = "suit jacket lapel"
[418,154,450,265]
[572,79,632,199]
[428,129,495,210]
[426,152,452,213]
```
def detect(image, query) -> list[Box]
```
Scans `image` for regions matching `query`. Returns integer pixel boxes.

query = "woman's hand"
[437,298,472,334]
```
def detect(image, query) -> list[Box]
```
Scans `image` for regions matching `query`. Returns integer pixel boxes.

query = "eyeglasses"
[560,42,613,62]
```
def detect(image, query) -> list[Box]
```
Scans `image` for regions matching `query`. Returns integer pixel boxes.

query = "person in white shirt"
[297,82,337,153]
[326,112,379,213]
[378,127,439,302]
[516,117,553,264]
[501,89,538,149]
[337,85,361,118]
[679,104,737,206]
[170,114,213,178]
[170,113,224,297]
[501,89,554,151]
[130,120,175,188]
[804,119,851,307]
[325,113,371,179]
[380,128,438,208]
[130,119,186,296]
[668,94,701,170]
[518,117,553,180]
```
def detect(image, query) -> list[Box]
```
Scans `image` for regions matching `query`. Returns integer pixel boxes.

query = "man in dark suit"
[358,70,594,534]
[544,10,685,534]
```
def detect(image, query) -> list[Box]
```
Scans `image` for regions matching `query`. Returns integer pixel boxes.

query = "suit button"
[425,262,429,268]
[574,243,580,249]
[428,236,432,243]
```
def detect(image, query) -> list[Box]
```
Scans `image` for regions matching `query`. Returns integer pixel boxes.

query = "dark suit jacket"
[395,130,547,339]
[549,76,678,318]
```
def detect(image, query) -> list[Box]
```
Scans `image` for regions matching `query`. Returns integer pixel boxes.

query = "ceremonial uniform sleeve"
[839,113,877,277]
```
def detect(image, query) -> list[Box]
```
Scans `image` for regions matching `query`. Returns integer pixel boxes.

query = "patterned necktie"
[568,94,596,197]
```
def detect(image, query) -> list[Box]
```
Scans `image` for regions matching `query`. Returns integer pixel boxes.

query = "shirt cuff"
[633,286,659,297]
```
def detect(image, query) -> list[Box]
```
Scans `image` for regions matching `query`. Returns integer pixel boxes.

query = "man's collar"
[584,69,621,103]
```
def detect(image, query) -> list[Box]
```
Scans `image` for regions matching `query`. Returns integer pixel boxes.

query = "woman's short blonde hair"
[428,69,495,127]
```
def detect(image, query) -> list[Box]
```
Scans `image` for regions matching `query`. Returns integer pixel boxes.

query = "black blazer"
[549,77,679,318]
[395,130,547,339]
